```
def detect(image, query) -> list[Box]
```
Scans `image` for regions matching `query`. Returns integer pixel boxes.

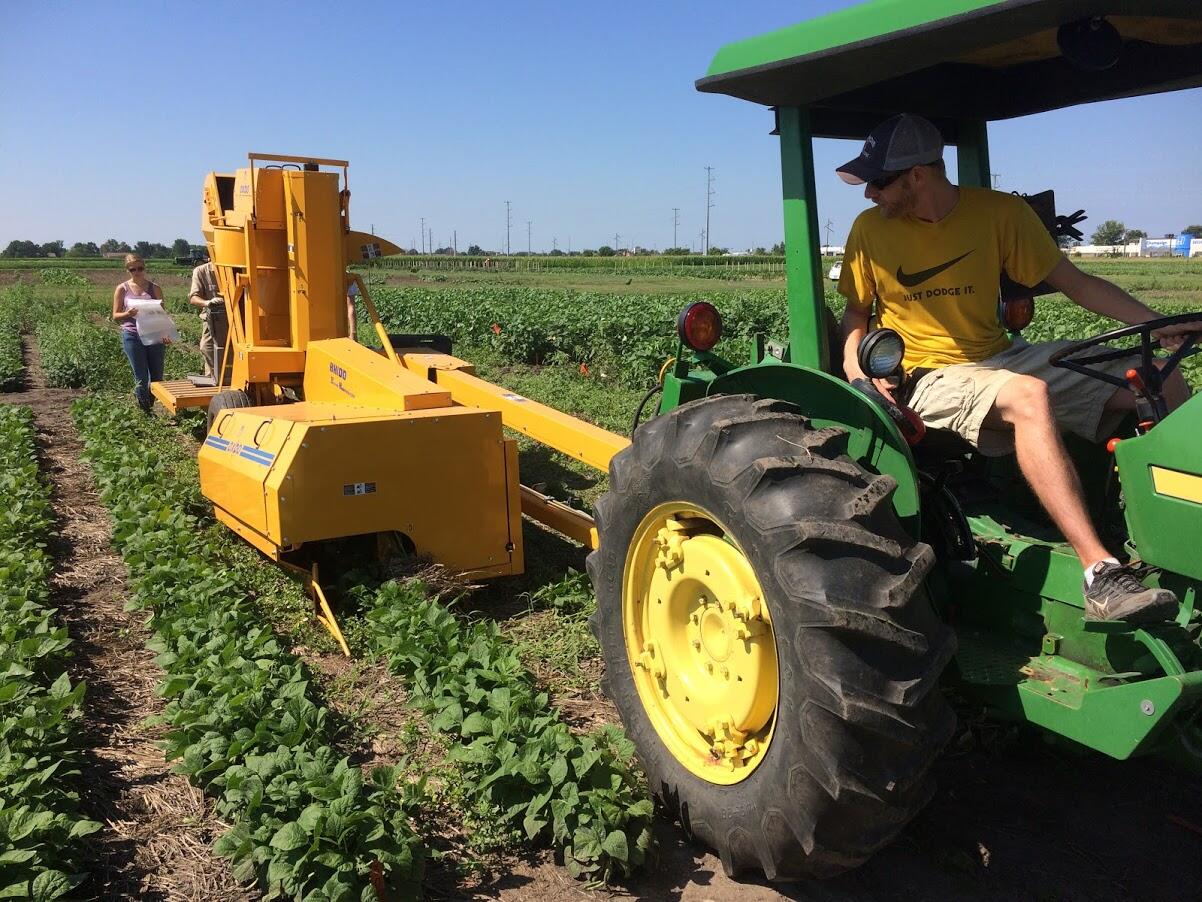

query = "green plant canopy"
[697,0,1202,140]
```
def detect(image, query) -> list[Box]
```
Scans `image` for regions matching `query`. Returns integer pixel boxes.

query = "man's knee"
[995,375,1051,424]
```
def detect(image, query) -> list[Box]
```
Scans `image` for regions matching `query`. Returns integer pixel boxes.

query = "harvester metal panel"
[200,402,521,575]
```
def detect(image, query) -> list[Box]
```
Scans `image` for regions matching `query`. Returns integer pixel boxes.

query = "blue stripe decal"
[203,436,275,466]
[239,451,273,466]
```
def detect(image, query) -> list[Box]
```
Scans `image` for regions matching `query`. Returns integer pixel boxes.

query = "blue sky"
[3,0,1199,252]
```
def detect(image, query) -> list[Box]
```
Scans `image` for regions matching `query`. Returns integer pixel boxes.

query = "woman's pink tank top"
[119,280,157,334]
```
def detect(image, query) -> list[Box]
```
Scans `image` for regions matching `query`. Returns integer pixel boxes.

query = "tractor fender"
[707,361,921,532]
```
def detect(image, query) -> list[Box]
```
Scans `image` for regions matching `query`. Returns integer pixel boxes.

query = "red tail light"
[677,302,723,352]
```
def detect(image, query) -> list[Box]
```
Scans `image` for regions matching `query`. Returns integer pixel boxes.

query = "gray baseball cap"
[836,114,944,185]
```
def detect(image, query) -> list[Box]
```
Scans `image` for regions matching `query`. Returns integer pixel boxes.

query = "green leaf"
[548,755,569,786]
[69,818,103,839]
[297,803,325,832]
[31,871,74,902]
[269,821,308,851]
[601,829,629,862]
[460,711,491,736]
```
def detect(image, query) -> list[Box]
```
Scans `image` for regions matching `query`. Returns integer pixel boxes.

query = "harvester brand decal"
[204,435,275,467]
[328,361,356,398]
[343,482,377,496]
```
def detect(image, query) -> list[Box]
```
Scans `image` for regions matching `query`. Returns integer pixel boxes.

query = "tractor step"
[954,627,1202,759]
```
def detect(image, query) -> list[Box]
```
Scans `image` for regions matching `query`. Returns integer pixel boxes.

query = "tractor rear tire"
[586,394,956,879]
[206,389,252,433]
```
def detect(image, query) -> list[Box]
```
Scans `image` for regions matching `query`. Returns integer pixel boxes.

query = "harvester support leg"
[310,563,351,657]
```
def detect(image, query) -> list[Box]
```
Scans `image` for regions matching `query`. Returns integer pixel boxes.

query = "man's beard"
[879,183,917,219]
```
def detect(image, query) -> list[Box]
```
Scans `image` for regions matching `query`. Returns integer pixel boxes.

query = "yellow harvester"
[153,154,627,648]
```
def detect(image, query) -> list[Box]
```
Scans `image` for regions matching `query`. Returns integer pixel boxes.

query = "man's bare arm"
[1044,257,1196,348]
[840,305,870,381]
[1044,258,1161,323]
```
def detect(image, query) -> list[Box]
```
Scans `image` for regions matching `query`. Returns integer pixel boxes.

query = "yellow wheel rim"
[622,502,778,784]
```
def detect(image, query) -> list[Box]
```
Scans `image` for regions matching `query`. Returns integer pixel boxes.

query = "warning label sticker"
[342,482,377,496]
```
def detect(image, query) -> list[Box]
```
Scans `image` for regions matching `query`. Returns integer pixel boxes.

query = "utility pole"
[991,172,1002,189]
[527,221,532,255]
[453,230,457,254]
[704,166,715,255]
[420,217,425,254]
[552,236,557,252]
[428,228,433,253]
[614,233,621,252]
[672,207,679,249]
[824,218,834,250]
[505,201,512,255]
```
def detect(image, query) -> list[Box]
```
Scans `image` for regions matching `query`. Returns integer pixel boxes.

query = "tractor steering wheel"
[1048,312,1202,393]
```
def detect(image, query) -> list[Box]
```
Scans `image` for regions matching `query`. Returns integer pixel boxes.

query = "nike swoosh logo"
[895,250,974,288]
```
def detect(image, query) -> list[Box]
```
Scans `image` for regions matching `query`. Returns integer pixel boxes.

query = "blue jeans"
[121,330,165,411]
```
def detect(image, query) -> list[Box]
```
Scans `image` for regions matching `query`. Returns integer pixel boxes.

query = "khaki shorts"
[907,338,1129,457]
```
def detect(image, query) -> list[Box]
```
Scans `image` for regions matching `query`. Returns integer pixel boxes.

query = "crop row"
[370,285,794,386]
[72,397,425,900]
[364,580,654,881]
[371,284,1202,391]
[0,404,100,900]
[9,284,203,390]
[0,290,22,390]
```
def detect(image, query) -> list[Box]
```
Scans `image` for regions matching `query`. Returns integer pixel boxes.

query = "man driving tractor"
[837,113,1195,623]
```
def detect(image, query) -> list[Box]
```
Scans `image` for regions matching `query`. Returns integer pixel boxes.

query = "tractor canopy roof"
[697,0,1202,140]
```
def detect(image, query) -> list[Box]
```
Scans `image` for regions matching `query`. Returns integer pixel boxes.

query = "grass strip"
[72,396,426,900]
[364,578,654,882]
[0,404,101,899]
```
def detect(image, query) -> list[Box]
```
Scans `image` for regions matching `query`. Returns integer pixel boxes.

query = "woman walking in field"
[111,253,167,412]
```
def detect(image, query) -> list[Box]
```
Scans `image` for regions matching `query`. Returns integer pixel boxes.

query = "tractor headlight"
[857,328,905,379]
[677,302,723,352]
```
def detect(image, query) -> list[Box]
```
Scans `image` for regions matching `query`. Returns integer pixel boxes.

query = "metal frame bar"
[778,106,828,370]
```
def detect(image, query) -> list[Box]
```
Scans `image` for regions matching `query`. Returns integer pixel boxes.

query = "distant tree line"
[1087,221,1202,246]
[6,236,797,260]
[1,238,194,259]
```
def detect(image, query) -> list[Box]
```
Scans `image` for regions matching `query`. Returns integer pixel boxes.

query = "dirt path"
[0,336,250,900]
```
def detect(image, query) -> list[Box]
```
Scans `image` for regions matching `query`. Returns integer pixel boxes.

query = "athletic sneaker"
[1083,561,1178,623]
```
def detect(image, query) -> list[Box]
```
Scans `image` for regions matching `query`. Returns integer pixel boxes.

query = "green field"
[1,257,1200,898]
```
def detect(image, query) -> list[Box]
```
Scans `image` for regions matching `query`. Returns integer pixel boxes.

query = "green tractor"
[587,0,1202,879]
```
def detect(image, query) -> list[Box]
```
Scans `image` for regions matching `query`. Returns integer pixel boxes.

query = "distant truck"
[175,248,210,267]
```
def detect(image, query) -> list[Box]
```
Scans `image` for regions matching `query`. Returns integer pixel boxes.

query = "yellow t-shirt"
[837,187,1063,371]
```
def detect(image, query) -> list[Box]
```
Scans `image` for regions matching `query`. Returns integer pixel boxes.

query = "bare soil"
[0,336,251,900]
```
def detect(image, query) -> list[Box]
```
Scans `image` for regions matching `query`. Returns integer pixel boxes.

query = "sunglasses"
[127,266,144,272]
[869,169,909,191]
